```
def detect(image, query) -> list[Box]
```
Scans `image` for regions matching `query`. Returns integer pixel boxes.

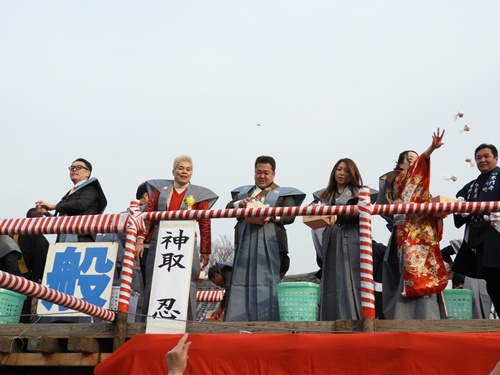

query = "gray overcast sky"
[1,1,499,275]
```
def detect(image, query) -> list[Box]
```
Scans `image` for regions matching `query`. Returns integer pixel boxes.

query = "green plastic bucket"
[275,282,320,322]
[443,288,473,319]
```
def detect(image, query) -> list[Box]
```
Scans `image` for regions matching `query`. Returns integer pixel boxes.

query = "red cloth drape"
[95,332,500,375]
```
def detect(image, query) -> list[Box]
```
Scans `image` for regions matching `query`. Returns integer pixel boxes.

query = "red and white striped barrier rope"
[141,200,500,221]
[117,201,144,313]
[358,188,375,319]
[2,201,498,237]
[0,198,498,321]
[142,204,359,222]
[373,200,500,216]
[0,270,115,321]
[0,213,128,236]
[196,290,224,302]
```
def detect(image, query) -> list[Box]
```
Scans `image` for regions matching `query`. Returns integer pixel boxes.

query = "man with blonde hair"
[136,155,218,321]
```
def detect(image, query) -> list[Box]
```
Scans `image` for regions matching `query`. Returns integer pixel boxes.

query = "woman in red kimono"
[382,128,448,319]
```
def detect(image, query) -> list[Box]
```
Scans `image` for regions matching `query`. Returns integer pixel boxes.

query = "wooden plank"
[113,311,128,351]
[0,322,146,338]
[187,319,500,334]
[334,320,363,332]
[0,319,499,350]
[27,336,65,353]
[186,321,338,334]
[0,353,111,366]
[375,319,500,332]
[67,336,101,353]
[363,318,375,332]
[0,338,22,353]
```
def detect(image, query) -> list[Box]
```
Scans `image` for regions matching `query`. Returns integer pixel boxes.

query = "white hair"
[173,155,193,170]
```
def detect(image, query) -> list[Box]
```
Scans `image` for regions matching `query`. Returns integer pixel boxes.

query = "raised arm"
[424,128,445,159]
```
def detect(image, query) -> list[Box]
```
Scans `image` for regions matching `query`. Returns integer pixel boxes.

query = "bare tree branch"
[209,233,234,267]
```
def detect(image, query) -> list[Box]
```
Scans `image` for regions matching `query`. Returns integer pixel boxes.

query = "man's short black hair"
[254,155,276,171]
[136,182,148,200]
[208,265,219,280]
[475,143,498,158]
[26,208,41,218]
[74,158,92,174]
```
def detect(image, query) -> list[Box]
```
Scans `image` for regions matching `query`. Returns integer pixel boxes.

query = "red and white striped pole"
[358,188,375,319]
[116,201,144,313]
[196,290,224,302]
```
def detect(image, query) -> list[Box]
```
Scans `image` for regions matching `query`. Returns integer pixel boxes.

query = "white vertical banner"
[38,242,118,317]
[146,220,195,334]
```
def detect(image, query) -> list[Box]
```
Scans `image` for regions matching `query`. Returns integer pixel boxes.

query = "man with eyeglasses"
[224,155,305,321]
[36,158,107,242]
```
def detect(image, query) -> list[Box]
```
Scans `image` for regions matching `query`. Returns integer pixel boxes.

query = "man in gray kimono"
[224,155,305,321]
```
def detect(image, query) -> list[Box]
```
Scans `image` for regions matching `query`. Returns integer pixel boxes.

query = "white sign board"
[38,242,118,317]
[146,220,195,334]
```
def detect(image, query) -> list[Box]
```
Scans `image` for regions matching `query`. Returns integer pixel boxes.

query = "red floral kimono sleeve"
[393,153,448,297]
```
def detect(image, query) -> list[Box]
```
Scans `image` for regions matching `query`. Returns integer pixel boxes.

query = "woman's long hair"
[321,158,363,202]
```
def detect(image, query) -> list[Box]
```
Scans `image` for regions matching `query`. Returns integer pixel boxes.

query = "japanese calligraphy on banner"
[146,220,195,334]
[38,242,118,317]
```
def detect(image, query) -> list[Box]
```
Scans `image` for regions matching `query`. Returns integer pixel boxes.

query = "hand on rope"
[200,253,210,268]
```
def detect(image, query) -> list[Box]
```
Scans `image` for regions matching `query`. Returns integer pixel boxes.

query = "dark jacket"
[18,234,49,283]
[453,166,500,275]
[56,177,107,242]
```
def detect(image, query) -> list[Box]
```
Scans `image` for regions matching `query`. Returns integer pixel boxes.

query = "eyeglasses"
[68,165,89,172]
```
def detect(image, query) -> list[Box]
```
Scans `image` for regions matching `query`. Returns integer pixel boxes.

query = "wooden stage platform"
[1,320,500,374]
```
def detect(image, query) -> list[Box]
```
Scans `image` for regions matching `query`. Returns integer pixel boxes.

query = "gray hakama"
[464,277,492,319]
[224,186,305,322]
[382,231,446,320]
[320,222,361,320]
[317,188,368,321]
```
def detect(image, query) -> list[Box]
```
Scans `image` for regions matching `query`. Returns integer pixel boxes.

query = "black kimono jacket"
[453,166,500,277]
